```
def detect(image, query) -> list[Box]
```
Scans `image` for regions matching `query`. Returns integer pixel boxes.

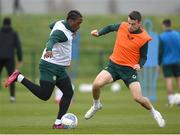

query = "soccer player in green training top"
[4,10,83,129]
[85,11,165,128]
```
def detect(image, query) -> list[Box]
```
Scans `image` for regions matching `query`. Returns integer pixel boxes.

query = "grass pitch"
[0,81,180,134]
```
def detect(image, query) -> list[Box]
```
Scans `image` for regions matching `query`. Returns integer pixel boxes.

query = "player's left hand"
[133,64,141,71]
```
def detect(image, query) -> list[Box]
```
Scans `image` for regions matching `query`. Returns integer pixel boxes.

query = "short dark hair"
[162,19,171,27]
[66,10,82,20]
[3,17,11,26]
[128,11,141,22]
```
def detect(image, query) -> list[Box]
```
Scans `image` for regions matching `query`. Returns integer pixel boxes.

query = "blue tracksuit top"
[159,30,180,65]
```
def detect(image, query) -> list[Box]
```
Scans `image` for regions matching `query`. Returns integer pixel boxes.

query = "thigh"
[39,69,55,83]
[93,70,113,87]
[104,61,119,81]
[129,81,142,98]
[40,80,55,96]
[120,67,138,88]
[55,76,73,94]
[176,77,180,90]
[165,77,174,90]
[173,63,180,77]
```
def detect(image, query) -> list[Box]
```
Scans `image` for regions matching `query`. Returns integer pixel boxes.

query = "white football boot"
[152,110,166,127]
[85,103,102,120]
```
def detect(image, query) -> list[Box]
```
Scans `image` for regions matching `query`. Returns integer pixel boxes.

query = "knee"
[41,96,50,101]
[133,96,143,103]
[93,81,103,90]
[41,93,51,101]
[64,90,74,99]
[69,90,74,98]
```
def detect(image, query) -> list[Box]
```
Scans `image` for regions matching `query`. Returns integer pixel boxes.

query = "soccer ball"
[173,93,180,105]
[61,113,78,129]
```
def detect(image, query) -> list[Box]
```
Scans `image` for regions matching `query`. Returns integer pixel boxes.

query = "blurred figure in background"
[85,11,165,128]
[4,10,83,129]
[158,19,180,106]
[0,17,23,102]
[13,0,24,14]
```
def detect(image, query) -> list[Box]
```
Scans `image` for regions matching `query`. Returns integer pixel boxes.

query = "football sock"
[57,92,73,119]
[93,99,100,107]
[17,74,24,83]
[168,94,174,104]
[150,106,156,115]
[55,119,61,125]
[56,77,74,119]
[10,83,15,97]
[21,79,54,101]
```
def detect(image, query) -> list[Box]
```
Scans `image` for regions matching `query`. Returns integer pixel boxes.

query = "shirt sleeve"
[46,30,68,51]
[139,42,148,68]
[14,32,23,61]
[49,21,56,29]
[98,23,120,36]
[158,37,163,65]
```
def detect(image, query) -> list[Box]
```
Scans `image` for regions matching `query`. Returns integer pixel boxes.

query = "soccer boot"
[4,70,20,88]
[52,124,65,129]
[152,110,166,127]
[84,103,102,120]
[10,96,16,103]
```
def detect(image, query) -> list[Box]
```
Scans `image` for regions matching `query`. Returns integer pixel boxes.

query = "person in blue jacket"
[159,19,180,106]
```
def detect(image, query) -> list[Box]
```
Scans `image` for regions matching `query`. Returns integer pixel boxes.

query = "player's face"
[69,17,83,32]
[128,17,141,33]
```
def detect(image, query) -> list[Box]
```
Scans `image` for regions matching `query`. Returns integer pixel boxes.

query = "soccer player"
[4,10,83,129]
[158,19,180,106]
[85,11,165,127]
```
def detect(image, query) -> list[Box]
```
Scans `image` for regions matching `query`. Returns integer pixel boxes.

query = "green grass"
[0,14,180,134]
[0,80,180,134]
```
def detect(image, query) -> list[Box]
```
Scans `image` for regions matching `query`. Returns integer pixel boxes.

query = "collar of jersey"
[62,20,74,33]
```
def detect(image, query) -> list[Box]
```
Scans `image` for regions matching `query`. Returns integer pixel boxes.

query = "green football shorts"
[162,63,180,77]
[39,59,68,83]
[104,60,138,87]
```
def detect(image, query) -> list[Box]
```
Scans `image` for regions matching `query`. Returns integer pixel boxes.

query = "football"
[61,113,78,129]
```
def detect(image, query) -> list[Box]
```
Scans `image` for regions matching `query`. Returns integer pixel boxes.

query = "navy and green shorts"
[162,63,180,77]
[104,60,138,87]
[39,59,68,83]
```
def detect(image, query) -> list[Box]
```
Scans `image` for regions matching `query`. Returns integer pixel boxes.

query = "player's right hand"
[44,51,53,58]
[91,29,99,37]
